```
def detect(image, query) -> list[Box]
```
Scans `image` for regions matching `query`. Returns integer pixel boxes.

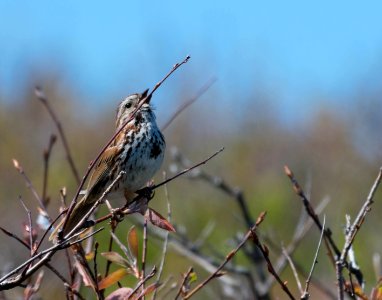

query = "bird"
[50,89,165,241]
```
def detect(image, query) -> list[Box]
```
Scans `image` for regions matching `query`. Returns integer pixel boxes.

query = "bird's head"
[116,89,152,129]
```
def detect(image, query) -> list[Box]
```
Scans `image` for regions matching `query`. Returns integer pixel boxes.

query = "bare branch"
[183,212,269,299]
[35,87,80,183]
[174,267,193,300]
[12,159,51,222]
[151,172,171,300]
[161,77,217,131]
[153,147,224,190]
[141,218,148,300]
[42,134,57,204]
[127,266,156,300]
[282,246,303,294]
[336,167,382,299]
[301,216,326,300]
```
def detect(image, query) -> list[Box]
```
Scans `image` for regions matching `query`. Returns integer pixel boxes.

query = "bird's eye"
[124,102,132,109]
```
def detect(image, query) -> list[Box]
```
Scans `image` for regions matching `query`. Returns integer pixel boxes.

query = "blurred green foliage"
[0,72,381,299]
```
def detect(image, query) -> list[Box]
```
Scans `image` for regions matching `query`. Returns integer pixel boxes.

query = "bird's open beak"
[141,88,152,103]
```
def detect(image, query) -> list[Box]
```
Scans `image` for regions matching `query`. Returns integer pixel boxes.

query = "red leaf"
[144,208,176,232]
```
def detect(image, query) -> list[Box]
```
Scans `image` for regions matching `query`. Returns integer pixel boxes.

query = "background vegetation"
[0,60,381,299]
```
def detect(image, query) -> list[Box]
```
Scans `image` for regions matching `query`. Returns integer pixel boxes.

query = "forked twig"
[127,266,156,300]
[284,165,340,259]
[282,246,303,294]
[174,267,193,300]
[12,159,50,221]
[337,167,382,299]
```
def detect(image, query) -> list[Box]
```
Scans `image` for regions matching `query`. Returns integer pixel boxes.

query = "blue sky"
[1,1,382,119]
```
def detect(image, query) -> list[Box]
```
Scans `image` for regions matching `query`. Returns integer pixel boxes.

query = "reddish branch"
[284,165,341,258]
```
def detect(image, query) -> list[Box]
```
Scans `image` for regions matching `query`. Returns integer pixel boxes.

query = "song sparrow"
[50,89,165,241]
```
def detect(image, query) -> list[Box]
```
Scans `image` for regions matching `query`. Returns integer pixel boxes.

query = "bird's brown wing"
[49,146,122,242]
[86,145,121,199]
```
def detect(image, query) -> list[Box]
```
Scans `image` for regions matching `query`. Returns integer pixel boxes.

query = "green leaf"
[101,251,130,268]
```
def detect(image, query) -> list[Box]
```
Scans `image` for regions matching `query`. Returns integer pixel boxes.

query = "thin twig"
[95,147,224,225]
[35,87,80,183]
[301,216,326,300]
[339,167,382,270]
[282,246,303,294]
[127,266,156,300]
[171,148,267,282]
[151,172,171,300]
[251,227,296,299]
[0,171,120,290]
[12,159,51,222]
[0,227,99,290]
[147,55,190,98]
[93,242,100,293]
[263,197,334,299]
[64,171,125,240]
[336,167,382,299]
[103,216,118,281]
[174,267,193,300]
[284,165,340,259]
[19,198,34,256]
[153,147,224,190]
[161,77,216,131]
[0,226,69,285]
[141,218,148,300]
[42,134,57,204]
[183,212,268,299]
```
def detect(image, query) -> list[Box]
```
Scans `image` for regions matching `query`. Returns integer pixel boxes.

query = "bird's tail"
[49,196,93,242]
